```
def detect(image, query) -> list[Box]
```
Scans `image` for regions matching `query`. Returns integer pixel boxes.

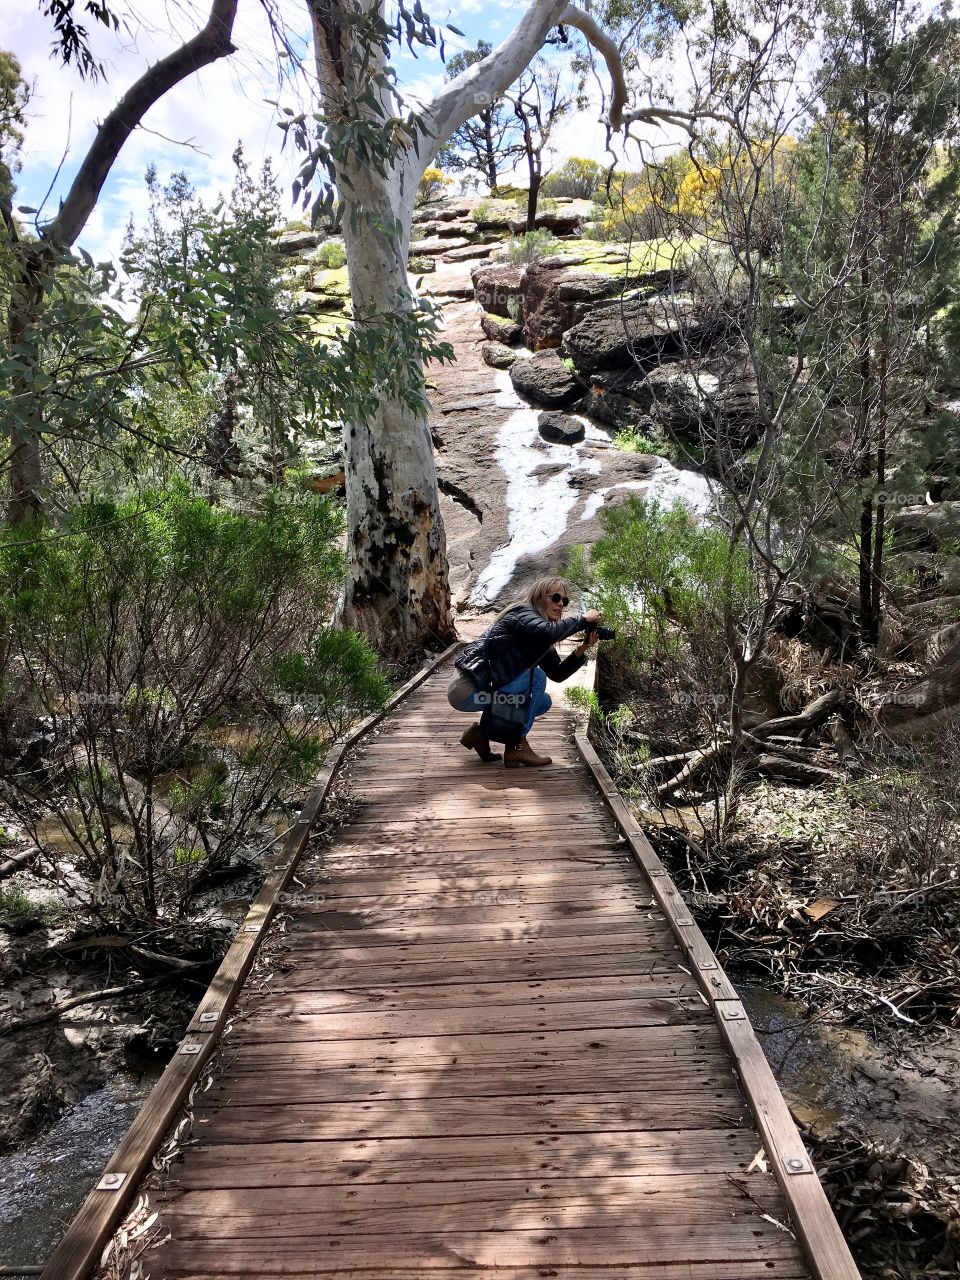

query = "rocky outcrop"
[472,263,524,318]
[562,297,713,374]
[507,209,583,236]
[443,243,496,263]
[519,264,622,350]
[509,350,582,408]
[480,313,522,344]
[538,411,586,444]
[577,379,653,431]
[276,230,324,255]
[481,342,518,370]
[410,235,472,256]
[890,502,960,551]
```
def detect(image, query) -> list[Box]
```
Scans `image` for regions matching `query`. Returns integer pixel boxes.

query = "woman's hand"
[576,612,601,655]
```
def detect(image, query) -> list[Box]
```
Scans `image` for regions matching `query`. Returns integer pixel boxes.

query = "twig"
[0,962,206,1036]
[807,971,917,1024]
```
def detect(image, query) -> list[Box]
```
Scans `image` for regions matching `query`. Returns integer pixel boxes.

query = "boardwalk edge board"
[40,640,462,1280]
[573,657,861,1280]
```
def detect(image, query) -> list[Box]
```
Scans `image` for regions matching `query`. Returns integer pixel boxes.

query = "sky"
[5,0,647,264]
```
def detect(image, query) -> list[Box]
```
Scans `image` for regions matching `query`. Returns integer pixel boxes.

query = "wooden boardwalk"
[48,650,860,1280]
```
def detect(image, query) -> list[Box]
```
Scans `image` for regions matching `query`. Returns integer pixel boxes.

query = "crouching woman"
[448,577,600,768]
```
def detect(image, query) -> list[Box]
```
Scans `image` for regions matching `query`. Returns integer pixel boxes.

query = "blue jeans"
[458,666,552,740]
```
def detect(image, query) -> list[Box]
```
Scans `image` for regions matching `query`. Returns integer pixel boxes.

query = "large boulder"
[275,230,323,255]
[442,243,496,263]
[519,264,622,350]
[537,411,586,444]
[889,502,960,551]
[561,297,713,374]
[472,263,525,317]
[481,342,518,370]
[509,350,582,408]
[507,209,583,236]
[577,380,653,431]
[409,235,471,256]
[480,312,522,344]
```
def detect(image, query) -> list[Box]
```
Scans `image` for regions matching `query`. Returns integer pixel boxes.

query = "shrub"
[502,229,558,264]
[0,485,388,924]
[0,884,62,931]
[315,239,347,270]
[541,157,605,201]
[416,167,453,207]
[580,496,754,711]
[614,426,665,456]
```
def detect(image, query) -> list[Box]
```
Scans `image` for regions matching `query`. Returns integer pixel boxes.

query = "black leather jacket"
[456,605,589,691]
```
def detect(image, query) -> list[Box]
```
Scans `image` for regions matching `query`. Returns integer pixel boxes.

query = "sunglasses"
[549,593,570,606]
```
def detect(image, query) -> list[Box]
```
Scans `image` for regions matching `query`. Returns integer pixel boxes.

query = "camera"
[587,625,616,641]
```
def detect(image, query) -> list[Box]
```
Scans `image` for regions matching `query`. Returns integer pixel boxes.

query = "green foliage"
[614,426,664,456]
[314,239,347,270]
[0,484,380,921]
[541,157,605,200]
[502,229,558,264]
[584,496,754,666]
[564,685,601,719]
[272,628,391,738]
[471,202,491,223]
[0,883,61,930]
[0,50,29,208]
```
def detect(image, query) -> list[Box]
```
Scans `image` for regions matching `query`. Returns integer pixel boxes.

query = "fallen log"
[757,753,843,786]
[748,688,845,743]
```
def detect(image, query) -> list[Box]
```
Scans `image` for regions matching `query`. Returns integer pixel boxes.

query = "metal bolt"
[97,1172,127,1191]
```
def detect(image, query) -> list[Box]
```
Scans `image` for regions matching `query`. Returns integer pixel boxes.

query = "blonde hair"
[493,576,569,623]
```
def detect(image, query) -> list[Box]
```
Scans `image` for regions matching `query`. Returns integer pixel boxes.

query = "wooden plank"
[184,1091,751,1143]
[165,1129,763,1189]
[203,1061,738,1102]
[149,1223,801,1269]
[149,1264,810,1280]
[278,899,661,932]
[228,995,710,1043]
[215,1022,728,1069]
[717,1001,861,1280]
[242,971,696,1011]
[267,950,688,992]
[154,1170,776,1219]
[281,909,674,941]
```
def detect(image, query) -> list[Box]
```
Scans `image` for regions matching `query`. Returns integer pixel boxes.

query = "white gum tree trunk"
[306,0,625,653]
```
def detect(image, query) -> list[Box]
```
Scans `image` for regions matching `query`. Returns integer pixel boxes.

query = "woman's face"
[544,584,567,623]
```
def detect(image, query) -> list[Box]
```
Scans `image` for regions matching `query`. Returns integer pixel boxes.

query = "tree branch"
[559,4,628,128]
[42,0,239,250]
[420,0,569,161]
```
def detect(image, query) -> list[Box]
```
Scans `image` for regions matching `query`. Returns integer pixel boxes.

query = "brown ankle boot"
[504,737,552,768]
[460,723,502,763]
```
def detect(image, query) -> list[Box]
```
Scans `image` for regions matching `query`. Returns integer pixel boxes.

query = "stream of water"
[0,1075,152,1270]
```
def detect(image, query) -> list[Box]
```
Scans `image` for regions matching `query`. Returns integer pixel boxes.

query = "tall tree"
[436,41,523,192]
[507,54,573,231]
[301,0,640,653]
[0,51,30,215]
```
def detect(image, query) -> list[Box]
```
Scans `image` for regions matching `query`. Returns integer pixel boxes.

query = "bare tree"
[507,55,573,231]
